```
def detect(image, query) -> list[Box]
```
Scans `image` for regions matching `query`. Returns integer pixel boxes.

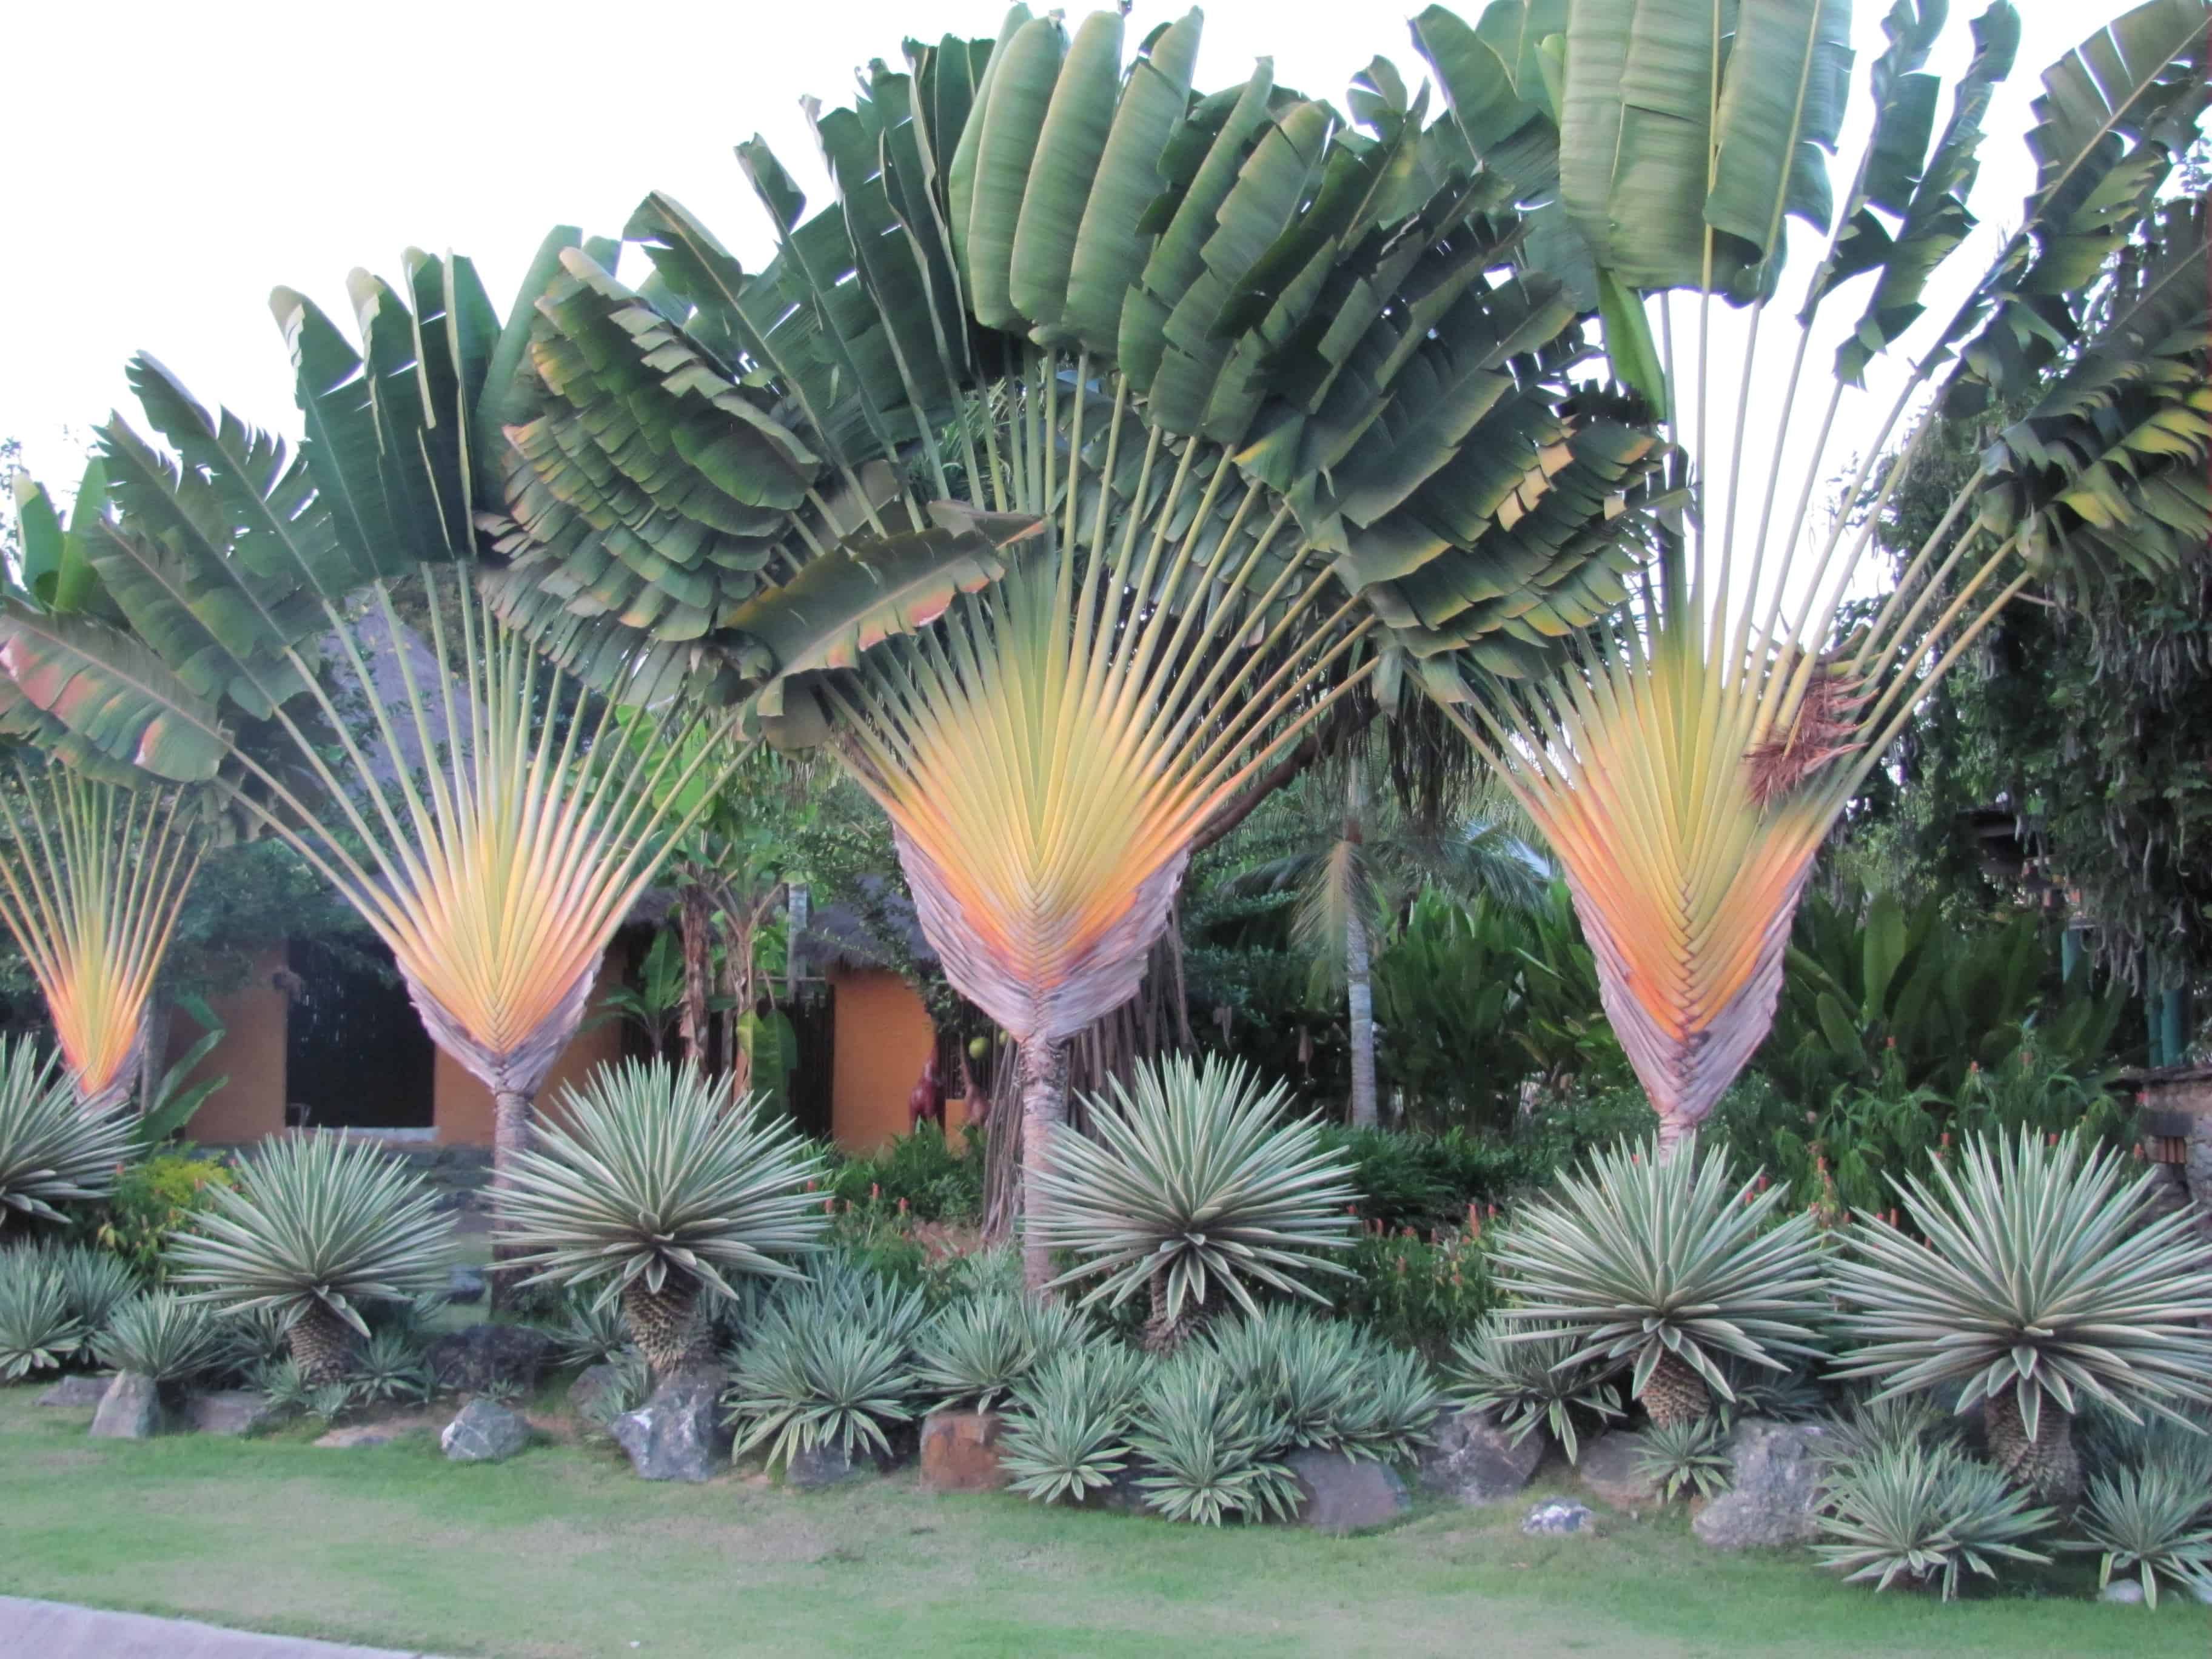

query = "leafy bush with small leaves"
[911,1288,1085,1411]
[1493,1137,1829,1429]
[0,1253,82,1378]
[822,1125,984,1224]
[1000,1340,1147,1506]
[723,1262,925,1469]
[22,1238,141,1337]
[95,1152,233,1279]
[349,1327,432,1405]
[1335,1220,1498,1358]
[1126,1349,1300,1526]
[1813,1442,2054,1601]
[1637,1416,1735,1501]
[0,1037,132,1230]
[1446,1318,1623,1464]
[2063,1462,2212,1609]
[92,1291,220,1382]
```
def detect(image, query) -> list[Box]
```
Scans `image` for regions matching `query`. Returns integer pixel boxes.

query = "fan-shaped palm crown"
[167,1134,453,1384]
[1033,1053,1358,1349]
[495,1060,826,1375]
[1492,1137,1829,1427]
[1829,1128,2212,1506]
[0,1035,132,1229]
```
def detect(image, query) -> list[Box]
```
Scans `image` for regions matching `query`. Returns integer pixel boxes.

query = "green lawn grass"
[1,1385,2196,1658]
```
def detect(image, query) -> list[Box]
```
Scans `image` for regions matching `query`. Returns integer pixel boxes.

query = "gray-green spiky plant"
[911,1287,1087,1413]
[1492,1138,1828,1429]
[24,1238,139,1335]
[1446,1316,1624,1464]
[1033,1054,1358,1350]
[1813,1441,2054,1601]
[1829,1129,2212,1506]
[494,1060,826,1379]
[167,1136,454,1385]
[1000,1339,1148,1506]
[0,1253,82,1379]
[1126,1349,1301,1527]
[0,1036,131,1234]
[1204,1304,1444,1463]
[723,1265,927,1470]
[2063,1463,2212,1609]
[1637,1416,1735,1502]
[92,1290,220,1384]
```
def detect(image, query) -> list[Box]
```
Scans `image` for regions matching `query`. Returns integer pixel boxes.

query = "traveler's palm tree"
[472,8,1671,1282]
[1412,0,2210,1152]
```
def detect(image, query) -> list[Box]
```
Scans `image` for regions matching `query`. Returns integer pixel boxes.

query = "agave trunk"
[1983,1393,2082,1508]
[1018,1039,1070,1295]
[1143,1265,1207,1355]
[1638,1351,1714,1431]
[622,1275,714,1382]
[288,1301,358,1387]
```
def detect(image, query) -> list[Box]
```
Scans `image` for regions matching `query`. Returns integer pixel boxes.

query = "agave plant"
[1492,1138,1829,1428]
[167,1135,454,1384]
[723,1265,927,1470]
[1032,1054,1357,1350]
[22,1237,140,1335]
[1829,1129,2212,1506]
[1814,1441,2054,1601]
[91,1290,220,1384]
[0,1253,83,1379]
[1637,1416,1735,1503]
[1419,0,2210,1153]
[1815,1392,1957,1470]
[1446,1316,1623,1464]
[545,1292,635,1372]
[1000,1338,1148,1506]
[2064,1463,2212,1608]
[911,1287,1086,1413]
[494,1061,825,1378]
[1127,1349,1302,1527]
[348,1327,434,1407]
[0,1036,132,1233]
[0,762,204,1115]
[1204,1304,1444,1462]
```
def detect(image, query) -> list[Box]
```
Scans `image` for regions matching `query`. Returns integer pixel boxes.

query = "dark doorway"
[284,938,435,1130]
[785,983,836,1142]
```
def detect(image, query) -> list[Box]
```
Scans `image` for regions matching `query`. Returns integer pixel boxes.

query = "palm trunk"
[488,1086,534,1311]
[1653,1113,1693,1164]
[785,883,809,1001]
[136,995,173,1118]
[1346,905,1378,1128]
[1143,1265,1205,1353]
[1019,1037,1070,1295]
[679,883,712,1067]
[725,919,755,1098]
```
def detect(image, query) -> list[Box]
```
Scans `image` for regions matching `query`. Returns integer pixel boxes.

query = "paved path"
[0,1596,447,1657]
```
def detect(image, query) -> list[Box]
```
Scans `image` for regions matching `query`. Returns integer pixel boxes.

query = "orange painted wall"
[830,967,939,1153]
[175,945,289,1144]
[431,951,627,1146]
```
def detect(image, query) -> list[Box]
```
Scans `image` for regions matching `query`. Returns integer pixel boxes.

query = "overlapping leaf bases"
[480,5,1666,704]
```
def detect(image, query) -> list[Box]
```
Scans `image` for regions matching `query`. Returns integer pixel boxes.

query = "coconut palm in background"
[1412,0,2211,1153]
[0,761,203,1115]
[474,8,1669,1282]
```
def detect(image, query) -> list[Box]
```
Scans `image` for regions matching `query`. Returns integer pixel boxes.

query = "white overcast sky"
[0,0,2170,577]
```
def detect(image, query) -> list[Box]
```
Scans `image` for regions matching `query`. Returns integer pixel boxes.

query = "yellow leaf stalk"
[0,765,203,1115]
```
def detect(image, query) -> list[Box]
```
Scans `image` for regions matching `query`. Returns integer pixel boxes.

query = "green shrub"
[1203,1305,1443,1463]
[821,1125,984,1224]
[96,1152,234,1280]
[911,1287,1085,1412]
[91,1291,220,1382]
[349,1327,432,1405]
[0,1037,132,1233]
[1126,1349,1300,1526]
[23,1238,141,1335]
[1334,1219,1498,1358]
